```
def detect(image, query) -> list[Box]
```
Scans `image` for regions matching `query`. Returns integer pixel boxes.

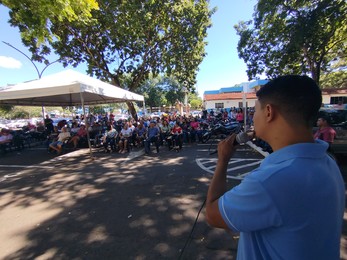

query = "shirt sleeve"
[323,128,336,143]
[218,174,282,232]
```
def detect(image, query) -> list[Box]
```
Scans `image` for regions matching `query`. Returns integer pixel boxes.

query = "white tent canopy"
[0,69,144,106]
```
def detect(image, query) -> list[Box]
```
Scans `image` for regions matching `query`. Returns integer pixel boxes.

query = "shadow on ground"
[0,148,238,260]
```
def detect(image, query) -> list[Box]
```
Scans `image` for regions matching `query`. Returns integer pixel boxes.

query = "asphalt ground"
[0,142,346,259]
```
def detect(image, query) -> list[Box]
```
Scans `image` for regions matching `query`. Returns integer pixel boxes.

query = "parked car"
[191,110,202,118]
[114,114,129,121]
[149,112,167,119]
[52,118,73,129]
[314,108,347,156]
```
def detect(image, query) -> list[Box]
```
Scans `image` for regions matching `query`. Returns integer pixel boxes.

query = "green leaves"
[2,0,214,118]
[235,0,347,85]
[1,0,99,45]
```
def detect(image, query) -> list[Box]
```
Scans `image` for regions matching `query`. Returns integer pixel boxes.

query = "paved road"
[0,142,346,259]
[0,141,264,182]
[195,142,265,180]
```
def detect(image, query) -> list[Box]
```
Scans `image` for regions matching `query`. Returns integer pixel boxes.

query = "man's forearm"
[205,159,229,228]
[205,135,236,229]
[207,160,228,203]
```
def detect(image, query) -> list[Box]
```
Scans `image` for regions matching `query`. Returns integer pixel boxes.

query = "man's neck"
[268,124,315,152]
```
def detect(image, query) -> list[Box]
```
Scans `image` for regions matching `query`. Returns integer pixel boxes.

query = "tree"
[235,0,347,85]
[0,0,99,44]
[3,0,214,120]
[188,92,202,109]
[320,52,347,88]
[136,74,186,111]
[138,77,166,112]
[161,76,185,107]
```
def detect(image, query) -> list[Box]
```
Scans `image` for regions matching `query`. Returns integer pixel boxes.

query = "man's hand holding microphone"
[217,131,255,164]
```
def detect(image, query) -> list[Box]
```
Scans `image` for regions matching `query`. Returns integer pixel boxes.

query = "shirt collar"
[262,139,329,165]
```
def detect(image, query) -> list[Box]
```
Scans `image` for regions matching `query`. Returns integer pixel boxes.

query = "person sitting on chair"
[118,123,132,154]
[144,121,160,155]
[171,121,183,150]
[49,127,71,155]
[102,124,118,153]
[68,124,88,149]
[159,119,171,146]
[134,121,147,147]
[0,129,13,153]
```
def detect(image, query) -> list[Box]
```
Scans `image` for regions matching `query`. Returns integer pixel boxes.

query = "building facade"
[203,80,267,110]
[203,80,347,110]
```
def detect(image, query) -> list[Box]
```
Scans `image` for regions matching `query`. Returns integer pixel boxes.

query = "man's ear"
[265,104,276,123]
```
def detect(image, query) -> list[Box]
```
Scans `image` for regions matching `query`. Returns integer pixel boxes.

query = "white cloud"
[0,56,22,69]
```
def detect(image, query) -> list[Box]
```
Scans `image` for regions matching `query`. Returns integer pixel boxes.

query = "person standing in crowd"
[235,108,244,124]
[230,108,237,121]
[313,116,336,146]
[44,114,54,134]
[205,75,345,259]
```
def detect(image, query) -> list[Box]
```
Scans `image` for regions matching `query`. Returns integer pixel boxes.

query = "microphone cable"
[178,197,206,260]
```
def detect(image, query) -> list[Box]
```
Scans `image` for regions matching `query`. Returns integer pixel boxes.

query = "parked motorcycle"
[201,121,241,143]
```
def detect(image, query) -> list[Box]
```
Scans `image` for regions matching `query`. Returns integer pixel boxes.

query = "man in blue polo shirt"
[206,75,345,259]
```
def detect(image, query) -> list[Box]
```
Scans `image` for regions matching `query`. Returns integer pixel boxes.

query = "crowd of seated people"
[1,107,255,156]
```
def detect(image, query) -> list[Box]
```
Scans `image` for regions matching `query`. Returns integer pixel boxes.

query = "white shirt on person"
[57,132,71,142]
[120,128,132,138]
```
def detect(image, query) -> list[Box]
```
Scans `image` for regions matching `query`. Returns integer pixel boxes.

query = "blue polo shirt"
[219,140,345,260]
[147,126,159,138]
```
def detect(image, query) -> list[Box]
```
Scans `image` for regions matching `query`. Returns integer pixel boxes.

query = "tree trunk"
[126,101,138,121]
[314,62,321,86]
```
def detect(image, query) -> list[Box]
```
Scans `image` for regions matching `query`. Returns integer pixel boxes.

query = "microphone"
[209,131,254,155]
[239,131,270,157]
[234,131,254,145]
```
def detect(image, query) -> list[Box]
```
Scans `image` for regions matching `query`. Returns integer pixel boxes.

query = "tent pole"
[80,93,94,159]
[41,105,45,122]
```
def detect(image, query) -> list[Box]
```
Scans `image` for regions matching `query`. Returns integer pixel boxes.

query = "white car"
[191,110,202,118]
[150,112,163,119]
[114,114,129,121]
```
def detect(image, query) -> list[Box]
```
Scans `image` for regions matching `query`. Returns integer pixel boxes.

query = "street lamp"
[2,41,63,80]
[3,41,65,120]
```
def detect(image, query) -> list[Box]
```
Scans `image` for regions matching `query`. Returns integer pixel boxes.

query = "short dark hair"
[319,115,331,125]
[256,75,322,127]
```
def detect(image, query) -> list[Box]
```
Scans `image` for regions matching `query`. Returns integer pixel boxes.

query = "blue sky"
[0,0,256,97]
